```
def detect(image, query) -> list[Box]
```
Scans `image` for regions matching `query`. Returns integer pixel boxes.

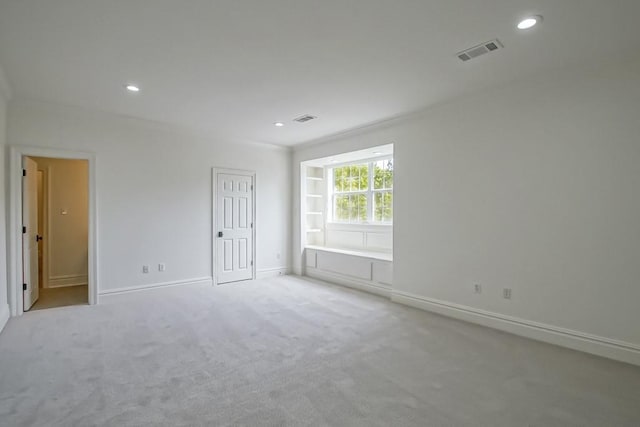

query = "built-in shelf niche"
[303,166,325,246]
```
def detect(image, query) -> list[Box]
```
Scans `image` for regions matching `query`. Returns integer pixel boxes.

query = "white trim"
[9,145,99,316]
[392,290,640,366]
[211,168,257,286]
[48,274,88,288]
[99,276,213,296]
[0,304,10,335]
[256,267,289,279]
[306,269,391,298]
[39,165,51,288]
[324,154,392,170]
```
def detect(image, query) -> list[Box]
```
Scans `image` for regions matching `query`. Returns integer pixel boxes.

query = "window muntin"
[330,158,393,224]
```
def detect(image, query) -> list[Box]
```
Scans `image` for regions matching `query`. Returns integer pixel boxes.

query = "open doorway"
[23,156,89,311]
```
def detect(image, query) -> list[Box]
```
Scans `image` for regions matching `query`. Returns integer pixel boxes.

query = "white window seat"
[305,245,392,262]
[304,246,393,297]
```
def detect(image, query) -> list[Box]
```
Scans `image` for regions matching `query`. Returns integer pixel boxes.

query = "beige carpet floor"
[0,275,639,426]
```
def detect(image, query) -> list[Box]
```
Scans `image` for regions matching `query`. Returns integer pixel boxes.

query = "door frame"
[36,166,51,289]
[9,146,98,316]
[211,168,256,286]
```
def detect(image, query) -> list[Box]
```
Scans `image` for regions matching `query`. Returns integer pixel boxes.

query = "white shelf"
[306,194,323,198]
[306,176,324,181]
[306,229,323,233]
[306,212,323,215]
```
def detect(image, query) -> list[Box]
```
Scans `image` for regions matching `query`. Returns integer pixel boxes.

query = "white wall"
[293,57,640,359]
[325,224,392,253]
[8,100,291,294]
[0,65,10,331]
[32,157,88,287]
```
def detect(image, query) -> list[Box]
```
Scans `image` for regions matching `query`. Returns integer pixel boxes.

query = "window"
[330,158,393,224]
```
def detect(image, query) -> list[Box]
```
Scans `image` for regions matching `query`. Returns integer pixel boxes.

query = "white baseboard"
[99,276,213,296]
[0,304,10,335]
[48,274,88,288]
[306,269,391,298]
[392,290,640,366]
[48,282,88,288]
[256,267,289,279]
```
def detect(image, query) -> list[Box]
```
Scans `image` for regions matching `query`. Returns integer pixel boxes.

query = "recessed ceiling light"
[125,84,140,92]
[517,15,542,30]
[274,122,284,127]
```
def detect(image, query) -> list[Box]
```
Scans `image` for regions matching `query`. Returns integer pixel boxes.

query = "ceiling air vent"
[457,39,503,62]
[293,114,317,123]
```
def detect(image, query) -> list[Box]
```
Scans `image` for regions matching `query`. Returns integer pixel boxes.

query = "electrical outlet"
[474,283,482,294]
[159,263,166,272]
[142,265,149,274]
[503,288,512,299]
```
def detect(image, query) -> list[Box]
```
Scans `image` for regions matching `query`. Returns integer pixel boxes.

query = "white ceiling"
[1,1,639,146]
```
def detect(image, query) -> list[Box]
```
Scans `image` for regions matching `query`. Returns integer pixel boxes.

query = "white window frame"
[326,156,393,225]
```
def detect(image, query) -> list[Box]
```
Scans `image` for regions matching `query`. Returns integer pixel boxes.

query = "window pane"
[356,193,367,222]
[345,166,353,191]
[349,194,358,220]
[334,193,368,223]
[359,164,369,190]
[330,160,391,224]
[374,159,393,190]
[347,164,367,191]
[333,167,344,192]
[334,194,350,221]
[374,191,393,222]
[332,164,368,193]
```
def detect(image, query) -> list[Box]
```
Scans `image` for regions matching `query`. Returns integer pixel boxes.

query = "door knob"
[218,231,223,238]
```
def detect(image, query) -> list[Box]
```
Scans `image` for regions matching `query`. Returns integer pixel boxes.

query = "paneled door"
[22,157,40,310]
[215,172,254,284]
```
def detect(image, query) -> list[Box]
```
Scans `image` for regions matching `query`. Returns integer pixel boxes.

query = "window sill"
[325,222,392,232]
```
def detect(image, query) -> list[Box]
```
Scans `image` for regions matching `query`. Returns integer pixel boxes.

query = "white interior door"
[216,172,254,284]
[22,157,39,310]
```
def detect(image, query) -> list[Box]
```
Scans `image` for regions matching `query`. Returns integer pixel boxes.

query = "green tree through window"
[373,159,393,222]
[331,159,393,223]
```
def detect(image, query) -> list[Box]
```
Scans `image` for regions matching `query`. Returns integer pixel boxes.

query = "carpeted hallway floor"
[30,285,88,311]
[0,275,639,426]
